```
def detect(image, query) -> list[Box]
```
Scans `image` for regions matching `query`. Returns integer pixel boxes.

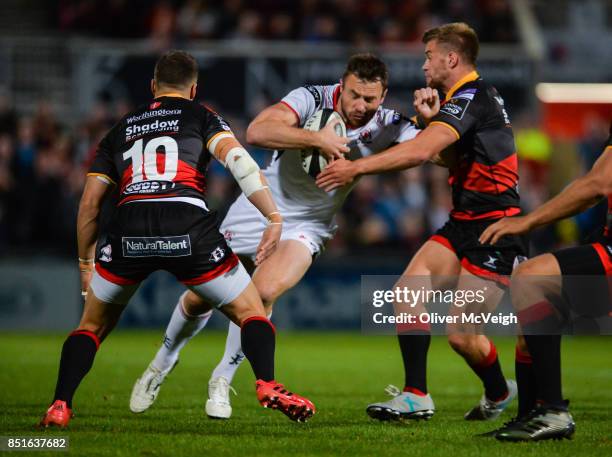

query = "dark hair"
[422,22,479,66]
[343,53,388,89]
[154,50,198,88]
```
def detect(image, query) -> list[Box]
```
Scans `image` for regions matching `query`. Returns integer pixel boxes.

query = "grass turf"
[0,332,611,456]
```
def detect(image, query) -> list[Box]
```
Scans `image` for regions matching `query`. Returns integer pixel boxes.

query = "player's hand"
[255,222,282,266]
[315,158,357,192]
[479,216,532,245]
[413,88,440,121]
[314,120,350,161]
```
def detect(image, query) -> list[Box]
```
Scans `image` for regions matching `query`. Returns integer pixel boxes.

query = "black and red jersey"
[88,96,233,209]
[431,71,520,221]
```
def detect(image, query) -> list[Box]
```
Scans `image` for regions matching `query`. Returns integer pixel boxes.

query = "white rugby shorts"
[220,193,335,259]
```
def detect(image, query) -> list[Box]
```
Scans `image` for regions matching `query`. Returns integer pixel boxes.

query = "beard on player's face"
[425,65,449,92]
[338,78,384,128]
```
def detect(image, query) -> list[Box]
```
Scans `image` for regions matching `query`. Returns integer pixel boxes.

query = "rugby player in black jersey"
[318,23,527,422]
[479,125,612,441]
[39,50,314,428]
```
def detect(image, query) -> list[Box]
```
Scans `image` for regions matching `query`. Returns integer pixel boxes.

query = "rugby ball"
[300,108,347,178]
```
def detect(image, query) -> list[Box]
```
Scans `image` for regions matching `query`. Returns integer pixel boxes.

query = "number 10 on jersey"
[123,136,178,183]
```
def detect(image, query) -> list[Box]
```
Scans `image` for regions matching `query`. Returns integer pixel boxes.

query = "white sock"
[151,292,212,373]
[211,311,272,383]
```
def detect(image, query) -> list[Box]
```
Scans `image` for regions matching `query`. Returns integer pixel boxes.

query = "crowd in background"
[55,0,518,48]
[0,0,608,260]
[0,90,609,259]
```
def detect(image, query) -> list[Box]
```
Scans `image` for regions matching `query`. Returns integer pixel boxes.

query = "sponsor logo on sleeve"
[122,235,191,257]
[440,97,470,120]
[304,85,322,107]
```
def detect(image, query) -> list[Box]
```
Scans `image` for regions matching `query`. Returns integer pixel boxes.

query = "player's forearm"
[247,173,282,223]
[76,205,100,260]
[247,121,319,150]
[354,142,432,176]
[525,175,604,230]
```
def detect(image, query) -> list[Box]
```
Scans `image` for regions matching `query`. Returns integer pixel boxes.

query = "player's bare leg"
[40,292,126,428]
[206,280,314,422]
[367,240,460,421]
[446,269,517,420]
[206,240,312,418]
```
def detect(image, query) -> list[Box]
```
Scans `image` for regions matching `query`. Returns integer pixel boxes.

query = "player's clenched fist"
[413,87,440,121]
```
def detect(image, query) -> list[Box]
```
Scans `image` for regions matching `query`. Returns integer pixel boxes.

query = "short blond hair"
[422,22,479,66]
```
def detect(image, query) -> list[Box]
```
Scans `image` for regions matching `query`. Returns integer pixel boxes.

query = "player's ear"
[189,83,197,100]
[380,87,388,104]
[151,79,156,96]
[447,51,459,69]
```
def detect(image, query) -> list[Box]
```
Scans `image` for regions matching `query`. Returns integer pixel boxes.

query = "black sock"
[518,299,564,407]
[515,345,537,417]
[241,317,275,382]
[397,332,430,394]
[523,334,563,407]
[53,330,100,408]
[468,340,508,401]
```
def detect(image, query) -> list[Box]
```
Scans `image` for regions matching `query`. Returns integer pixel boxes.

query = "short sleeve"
[87,134,118,185]
[280,85,323,126]
[431,89,480,139]
[202,106,235,153]
[393,112,420,143]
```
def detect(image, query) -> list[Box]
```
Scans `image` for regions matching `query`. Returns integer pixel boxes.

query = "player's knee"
[447,333,475,354]
[182,290,211,315]
[255,279,287,305]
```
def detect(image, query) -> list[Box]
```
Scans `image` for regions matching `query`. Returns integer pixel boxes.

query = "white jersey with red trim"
[265,83,419,229]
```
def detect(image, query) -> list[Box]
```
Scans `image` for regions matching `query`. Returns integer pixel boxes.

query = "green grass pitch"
[1,332,611,456]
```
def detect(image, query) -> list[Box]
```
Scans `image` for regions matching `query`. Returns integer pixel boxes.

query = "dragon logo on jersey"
[99,244,112,262]
[149,101,162,110]
[209,246,225,263]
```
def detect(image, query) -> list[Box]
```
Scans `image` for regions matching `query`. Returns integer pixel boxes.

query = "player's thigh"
[510,253,562,311]
[398,240,462,291]
[182,253,255,315]
[251,239,313,303]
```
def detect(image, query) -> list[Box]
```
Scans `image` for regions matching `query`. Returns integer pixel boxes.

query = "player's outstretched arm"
[211,136,282,265]
[316,123,457,191]
[77,176,114,295]
[480,145,612,245]
[246,102,349,161]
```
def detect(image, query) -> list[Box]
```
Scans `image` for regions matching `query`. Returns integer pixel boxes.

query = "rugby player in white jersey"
[130,54,422,418]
